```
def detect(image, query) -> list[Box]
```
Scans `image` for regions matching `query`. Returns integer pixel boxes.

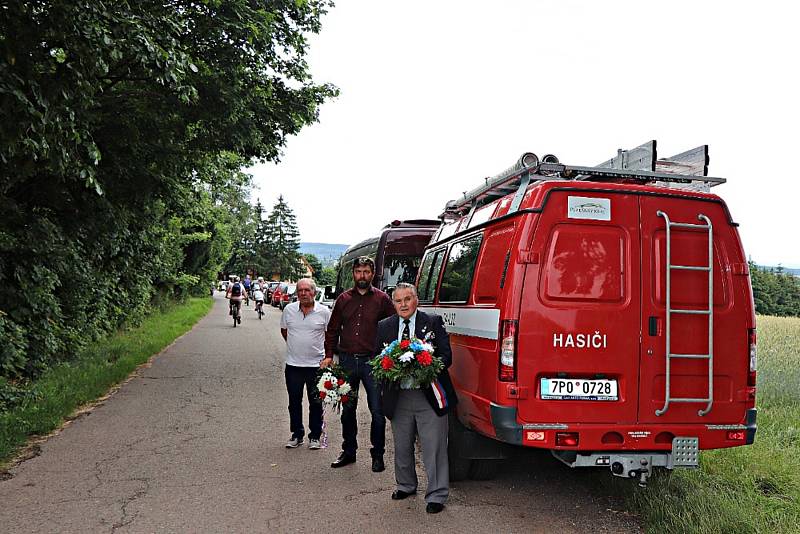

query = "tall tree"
[261,196,303,281]
[0,1,336,379]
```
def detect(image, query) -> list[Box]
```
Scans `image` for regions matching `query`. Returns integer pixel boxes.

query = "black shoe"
[391,489,416,500]
[372,457,385,472]
[426,502,444,514]
[331,452,356,468]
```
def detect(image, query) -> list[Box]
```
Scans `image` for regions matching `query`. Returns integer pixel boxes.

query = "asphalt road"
[0,294,641,533]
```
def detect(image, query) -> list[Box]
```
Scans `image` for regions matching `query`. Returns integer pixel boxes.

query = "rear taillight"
[556,432,579,447]
[748,328,757,387]
[499,320,517,382]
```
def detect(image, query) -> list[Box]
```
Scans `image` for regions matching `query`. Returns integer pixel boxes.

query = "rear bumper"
[489,403,757,450]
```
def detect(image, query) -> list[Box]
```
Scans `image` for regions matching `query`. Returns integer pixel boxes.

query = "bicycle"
[231,301,242,327]
[255,300,264,320]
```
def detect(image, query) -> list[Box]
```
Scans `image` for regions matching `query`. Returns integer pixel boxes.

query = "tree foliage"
[0,1,336,379]
[258,195,303,281]
[304,253,323,277]
[316,266,337,287]
[750,262,800,317]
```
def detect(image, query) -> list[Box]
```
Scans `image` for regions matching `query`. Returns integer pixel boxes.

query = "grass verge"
[599,315,800,533]
[0,297,213,467]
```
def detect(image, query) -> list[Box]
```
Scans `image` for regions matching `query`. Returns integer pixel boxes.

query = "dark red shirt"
[325,286,395,358]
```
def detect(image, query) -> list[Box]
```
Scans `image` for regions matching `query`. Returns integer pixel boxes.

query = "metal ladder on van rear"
[655,211,714,417]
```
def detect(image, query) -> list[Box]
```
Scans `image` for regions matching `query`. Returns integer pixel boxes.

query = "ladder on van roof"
[655,210,715,417]
[440,141,725,221]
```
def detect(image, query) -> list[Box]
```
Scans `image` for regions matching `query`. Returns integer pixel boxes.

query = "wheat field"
[605,315,800,533]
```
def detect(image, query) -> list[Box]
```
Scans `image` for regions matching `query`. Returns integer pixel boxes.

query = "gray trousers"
[391,389,449,504]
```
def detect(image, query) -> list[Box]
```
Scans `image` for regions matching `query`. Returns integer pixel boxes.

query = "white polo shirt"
[280,301,332,367]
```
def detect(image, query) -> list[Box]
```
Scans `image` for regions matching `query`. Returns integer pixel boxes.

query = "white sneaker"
[308,439,321,450]
[285,437,303,448]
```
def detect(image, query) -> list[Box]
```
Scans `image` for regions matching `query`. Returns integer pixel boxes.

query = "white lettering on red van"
[553,331,607,349]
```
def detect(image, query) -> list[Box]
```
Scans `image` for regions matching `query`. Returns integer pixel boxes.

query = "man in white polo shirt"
[280,278,332,449]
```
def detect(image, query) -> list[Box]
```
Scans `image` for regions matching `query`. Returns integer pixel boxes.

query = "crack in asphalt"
[342,485,395,501]
[110,477,150,533]
[140,376,267,380]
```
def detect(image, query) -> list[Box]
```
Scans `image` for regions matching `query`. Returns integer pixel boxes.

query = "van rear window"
[439,234,483,302]
[543,225,624,302]
[383,255,422,288]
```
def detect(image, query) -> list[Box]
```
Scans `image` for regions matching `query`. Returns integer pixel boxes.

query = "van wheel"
[447,412,471,481]
[469,459,499,480]
[448,453,471,482]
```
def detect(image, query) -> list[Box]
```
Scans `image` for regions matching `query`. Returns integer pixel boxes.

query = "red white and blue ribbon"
[431,379,448,410]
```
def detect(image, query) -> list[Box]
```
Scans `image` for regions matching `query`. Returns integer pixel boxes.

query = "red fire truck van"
[417,141,757,485]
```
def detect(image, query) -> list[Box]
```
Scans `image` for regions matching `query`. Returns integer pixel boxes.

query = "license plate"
[540,378,618,401]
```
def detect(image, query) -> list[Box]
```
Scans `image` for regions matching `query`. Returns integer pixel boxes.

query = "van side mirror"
[325,286,334,299]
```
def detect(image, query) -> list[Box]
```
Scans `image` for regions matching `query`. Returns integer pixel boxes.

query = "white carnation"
[399,351,415,363]
[423,343,434,353]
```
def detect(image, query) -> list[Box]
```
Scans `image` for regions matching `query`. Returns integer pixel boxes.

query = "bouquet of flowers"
[370,336,444,388]
[316,364,353,411]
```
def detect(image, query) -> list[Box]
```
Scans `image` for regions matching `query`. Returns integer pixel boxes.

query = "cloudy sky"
[249,0,800,268]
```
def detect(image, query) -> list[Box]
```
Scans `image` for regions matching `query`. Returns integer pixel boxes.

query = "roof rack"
[440,141,725,221]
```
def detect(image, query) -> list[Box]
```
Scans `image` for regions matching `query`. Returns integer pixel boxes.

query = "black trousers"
[284,365,322,441]
[339,353,385,458]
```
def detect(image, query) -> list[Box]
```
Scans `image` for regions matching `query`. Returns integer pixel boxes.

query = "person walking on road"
[323,256,395,472]
[281,278,331,449]
[376,283,457,514]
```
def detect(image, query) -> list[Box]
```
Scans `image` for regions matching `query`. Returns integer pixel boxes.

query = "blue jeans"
[339,353,385,458]
[285,365,322,441]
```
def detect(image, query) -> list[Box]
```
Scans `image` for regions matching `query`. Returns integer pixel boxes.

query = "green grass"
[601,315,800,533]
[0,297,213,466]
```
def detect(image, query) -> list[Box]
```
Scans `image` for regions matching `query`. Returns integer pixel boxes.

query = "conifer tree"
[261,196,304,281]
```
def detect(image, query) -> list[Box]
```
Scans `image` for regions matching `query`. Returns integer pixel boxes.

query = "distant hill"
[300,242,349,267]
[757,265,800,277]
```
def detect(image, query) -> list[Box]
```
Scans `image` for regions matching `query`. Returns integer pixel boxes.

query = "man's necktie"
[402,319,410,340]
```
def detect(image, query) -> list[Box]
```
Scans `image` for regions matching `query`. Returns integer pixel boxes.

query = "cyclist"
[243,274,252,306]
[226,276,248,324]
[253,285,266,316]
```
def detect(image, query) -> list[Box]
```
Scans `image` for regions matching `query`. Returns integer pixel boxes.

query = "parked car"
[271,283,287,307]
[279,284,297,310]
[315,287,334,309]
[266,281,280,301]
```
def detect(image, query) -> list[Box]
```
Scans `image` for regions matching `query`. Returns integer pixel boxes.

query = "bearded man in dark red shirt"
[323,256,395,472]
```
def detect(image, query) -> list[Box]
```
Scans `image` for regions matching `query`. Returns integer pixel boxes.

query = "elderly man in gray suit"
[375,282,458,514]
